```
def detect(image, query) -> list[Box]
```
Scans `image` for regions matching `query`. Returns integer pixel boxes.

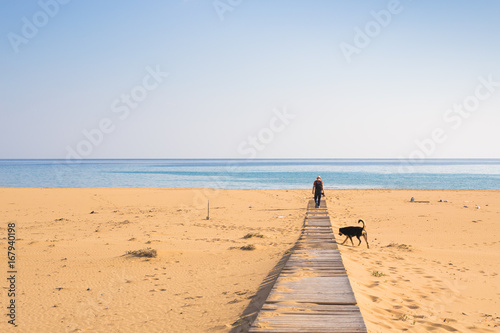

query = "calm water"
[1,159,500,189]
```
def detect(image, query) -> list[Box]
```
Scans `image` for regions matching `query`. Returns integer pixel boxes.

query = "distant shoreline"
[2,187,500,191]
[1,159,500,189]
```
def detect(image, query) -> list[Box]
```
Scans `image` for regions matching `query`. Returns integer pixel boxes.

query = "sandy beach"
[0,188,499,332]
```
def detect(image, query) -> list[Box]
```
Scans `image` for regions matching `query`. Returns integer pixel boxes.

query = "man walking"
[312,176,324,208]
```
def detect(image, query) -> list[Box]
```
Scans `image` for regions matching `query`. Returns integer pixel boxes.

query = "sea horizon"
[1,158,500,190]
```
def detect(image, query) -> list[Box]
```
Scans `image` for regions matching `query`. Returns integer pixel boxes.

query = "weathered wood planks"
[248,200,367,333]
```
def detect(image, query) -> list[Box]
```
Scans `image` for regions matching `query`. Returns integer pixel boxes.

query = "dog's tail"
[358,219,366,230]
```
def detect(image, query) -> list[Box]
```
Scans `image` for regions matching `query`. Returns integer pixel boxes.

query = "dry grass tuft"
[243,233,264,239]
[372,271,386,277]
[126,248,157,258]
[385,243,412,251]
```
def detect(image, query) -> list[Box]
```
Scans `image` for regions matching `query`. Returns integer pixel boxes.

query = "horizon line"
[1,157,500,161]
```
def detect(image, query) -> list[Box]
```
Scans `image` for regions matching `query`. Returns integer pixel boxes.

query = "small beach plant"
[240,244,256,251]
[372,271,386,277]
[126,248,157,258]
[243,233,264,239]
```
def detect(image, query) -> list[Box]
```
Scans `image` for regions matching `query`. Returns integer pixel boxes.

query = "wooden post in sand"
[206,200,210,220]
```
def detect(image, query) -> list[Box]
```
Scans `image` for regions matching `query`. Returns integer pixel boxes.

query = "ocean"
[1,159,500,189]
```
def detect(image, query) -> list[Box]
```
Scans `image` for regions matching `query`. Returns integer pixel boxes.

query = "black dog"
[338,219,369,248]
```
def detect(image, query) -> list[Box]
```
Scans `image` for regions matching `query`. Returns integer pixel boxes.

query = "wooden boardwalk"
[248,200,367,333]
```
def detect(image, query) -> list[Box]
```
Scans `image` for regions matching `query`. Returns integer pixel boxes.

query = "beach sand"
[0,188,499,332]
[329,190,500,333]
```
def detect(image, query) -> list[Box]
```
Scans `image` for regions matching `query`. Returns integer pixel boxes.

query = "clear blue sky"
[1,0,499,159]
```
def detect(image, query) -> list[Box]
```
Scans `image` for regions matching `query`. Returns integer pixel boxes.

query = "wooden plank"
[302,233,333,237]
[285,261,345,267]
[288,254,342,259]
[252,313,367,323]
[280,272,348,278]
[301,237,334,241]
[286,257,345,262]
[307,206,328,210]
[296,239,337,244]
[282,268,347,273]
[305,216,331,219]
[281,266,347,271]
[293,250,340,254]
[306,214,330,217]
[286,259,344,263]
[304,232,334,235]
[307,199,326,208]
[303,227,332,231]
[266,276,357,305]
[300,227,333,230]
[261,303,362,312]
[283,262,347,267]
[283,263,346,269]
[304,221,331,225]
[297,239,337,243]
[296,240,337,244]
[294,243,338,250]
[304,221,331,226]
[281,267,347,272]
[249,314,367,333]
[305,223,331,226]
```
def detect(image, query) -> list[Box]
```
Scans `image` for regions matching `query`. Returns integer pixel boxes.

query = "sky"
[1,0,499,159]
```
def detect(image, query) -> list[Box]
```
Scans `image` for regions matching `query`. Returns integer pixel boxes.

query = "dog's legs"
[341,236,349,245]
[349,236,354,246]
[356,235,362,246]
[363,232,369,249]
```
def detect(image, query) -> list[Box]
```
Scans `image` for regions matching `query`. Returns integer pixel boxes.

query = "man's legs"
[314,192,321,208]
